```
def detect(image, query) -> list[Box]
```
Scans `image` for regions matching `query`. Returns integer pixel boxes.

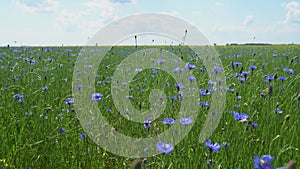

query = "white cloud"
[243,15,254,26]
[14,0,59,13]
[56,0,124,32]
[282,1,300,24]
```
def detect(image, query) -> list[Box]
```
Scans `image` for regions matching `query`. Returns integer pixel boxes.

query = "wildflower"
[157,58,165,64]
[205,139,221,152]
[92,93,103,102]
[234,112,248,121]
[234,104,240,108]
[253,155,283,169]
[126,95,133,99]
[264,74,274,82]
[238,77,245,83]
[287,69,294,74]
[163,118,175,125]
[76,84,83,90]
[186,63,196,69]
[18,99,25,103]
[144,117,152,130]
[80,134,86,139]
[175,83,184,89]
[250,65,257,71]
[59,127,66,133]
[41,86,48,91]
[188,76,196,82]
[250,122,259,128]
[278,76,287,81]
[30,59,36,64]
[242,71,250,77]
[179,117,192,125]
[198,101,210,108]
[156,142,174,154]
[233,62,242,67]
[174,67,184,74]
[214,66,223,73]
[283,68,294,74]
[199,89,210,96]
[64,98,74,105]
[13,94,23,99]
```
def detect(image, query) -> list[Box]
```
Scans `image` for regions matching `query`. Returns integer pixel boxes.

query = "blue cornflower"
[156,142,174,154]
[208,80,217,86]
[163,118,175,125]
[250,122,259,128]
[80,133,86,139]
[13,94,23,99]
[76,84,83,90]
[64,98,74,105]
[234,112,248,121]
[144,117,152,130]
[214,66,223,73]
[198,101,210,108]
[179,117,192,125]
[175,83,184,89]
[30,59,36,64]
[264,74,274,82]
[157,58,165,64]
[287,69,294,74]
[238,77,245,83]
[92,93,103,102]
[233,62,242,67]
[250,65,257,71]
[283,68,294,74]
[186,63,196,69]
[234,104,240,108]
[242,71,250,77]
[174,67,184,74]
[278,76,287,81]
[18,99,25,103]
[59,127,66,133]
[254,155,282,169]
[188,76,196,82]
[126,95,133,99]
[199,89,210,96]
[205,139,221,152]
[41,86,48,91]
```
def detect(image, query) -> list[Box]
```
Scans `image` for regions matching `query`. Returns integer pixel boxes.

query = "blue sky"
[1,0,300,46]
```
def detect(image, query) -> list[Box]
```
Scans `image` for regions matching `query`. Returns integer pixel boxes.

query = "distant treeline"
[227,43,297,46]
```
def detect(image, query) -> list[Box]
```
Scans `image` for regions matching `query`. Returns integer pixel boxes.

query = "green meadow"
[0,45,299,168]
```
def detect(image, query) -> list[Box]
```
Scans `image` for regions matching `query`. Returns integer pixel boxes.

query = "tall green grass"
[0,45,299,168]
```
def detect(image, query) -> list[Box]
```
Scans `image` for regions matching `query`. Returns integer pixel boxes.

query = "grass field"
[0,44,299,168]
